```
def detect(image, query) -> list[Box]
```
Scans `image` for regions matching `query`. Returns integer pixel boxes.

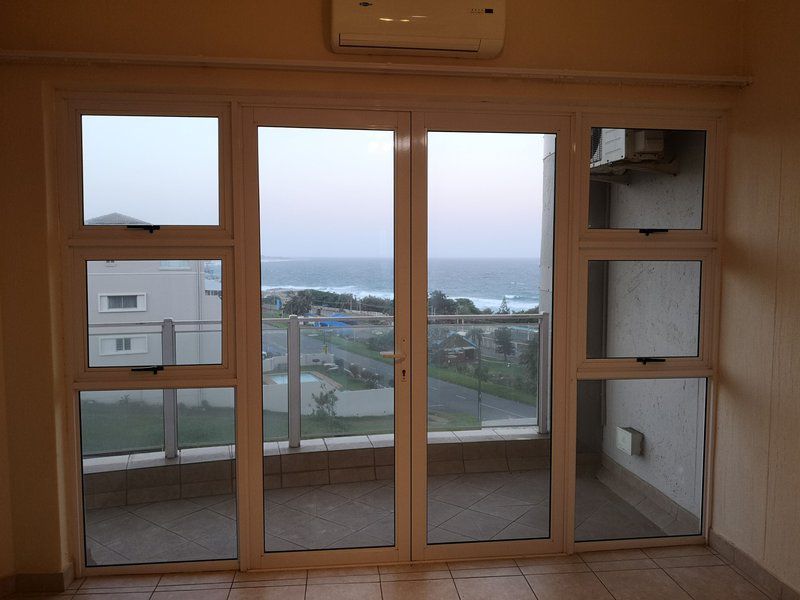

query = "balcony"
[80,314,701,564]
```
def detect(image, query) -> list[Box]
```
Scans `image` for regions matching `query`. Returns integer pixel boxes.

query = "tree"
[428,290,456,315]
[497,297,510,314]
[494,327,515,361]
[454,297,481,315]
[283,290,312,316]
[521,334,540,385]
[311,385,340,430]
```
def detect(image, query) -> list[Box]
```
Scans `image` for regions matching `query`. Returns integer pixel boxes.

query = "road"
[263,326,536,423]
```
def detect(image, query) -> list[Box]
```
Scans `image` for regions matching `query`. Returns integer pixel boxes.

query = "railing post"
[287,314,301,448]
[538,313,550,435]
[161,318,179,459]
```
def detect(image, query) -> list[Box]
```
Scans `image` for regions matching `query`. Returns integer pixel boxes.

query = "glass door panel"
[425,131,556,545]
[257,127,397,552]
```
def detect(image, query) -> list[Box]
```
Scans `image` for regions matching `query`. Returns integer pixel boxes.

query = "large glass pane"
[258,127,396,552]
[588,128,706,230]
[576,378,706,541]
[426,131,555,544]
[80,387,237,566]
[586,260,701,359]
[86,259,223,368]
[82,115,219,226]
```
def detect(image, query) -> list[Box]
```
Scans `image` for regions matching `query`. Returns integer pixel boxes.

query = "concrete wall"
[87,260,222,367]
[0,0,756,581]
[602,379,706,516]
[713,0,800,591]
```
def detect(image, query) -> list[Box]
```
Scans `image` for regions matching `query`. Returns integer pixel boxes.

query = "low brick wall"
[83,432,551,509]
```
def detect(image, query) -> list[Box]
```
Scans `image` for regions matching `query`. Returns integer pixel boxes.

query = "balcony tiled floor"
[18,546,773,600]
[85,469,673,565]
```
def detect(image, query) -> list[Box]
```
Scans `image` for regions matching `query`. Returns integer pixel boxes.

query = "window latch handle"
[638,228,669,236]
[126,224,161,234]
[636,357,666,365]
[131,365,165,374]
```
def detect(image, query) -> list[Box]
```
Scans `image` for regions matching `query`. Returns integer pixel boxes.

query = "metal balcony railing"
[87,312,550,456]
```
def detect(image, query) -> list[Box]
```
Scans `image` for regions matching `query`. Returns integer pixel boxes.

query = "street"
[263,325,536,422]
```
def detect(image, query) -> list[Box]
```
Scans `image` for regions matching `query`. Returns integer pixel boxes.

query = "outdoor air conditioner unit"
[590,128,666,169]
[331,0,506,59]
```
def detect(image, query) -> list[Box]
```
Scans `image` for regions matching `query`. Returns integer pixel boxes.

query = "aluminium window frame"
[57,95,242,577]
[53,91,725,576]
[567,113,722,554]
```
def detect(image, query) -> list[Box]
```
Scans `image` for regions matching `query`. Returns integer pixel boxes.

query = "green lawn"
[80,403,479,456]
[325,333,393,364]
[427,363,537,406]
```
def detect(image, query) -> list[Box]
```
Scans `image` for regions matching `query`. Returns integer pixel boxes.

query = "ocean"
[261,257,540,312]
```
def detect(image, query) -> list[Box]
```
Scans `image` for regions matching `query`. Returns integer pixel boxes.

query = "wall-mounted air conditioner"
[331,0,506,59]
[591,128,666,169]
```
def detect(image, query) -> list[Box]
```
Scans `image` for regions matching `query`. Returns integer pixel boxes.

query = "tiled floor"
[85,469,675,564]
[15,546,775,599]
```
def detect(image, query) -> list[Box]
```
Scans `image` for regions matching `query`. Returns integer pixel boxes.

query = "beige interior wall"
[0,0,744,76]
[714,0,800,590]
[2,0,796,582]
[0,297,16,580]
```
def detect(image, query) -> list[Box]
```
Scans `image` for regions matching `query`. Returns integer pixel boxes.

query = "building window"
[159,260,193,270]
[98,293,147,312]
[98,335,148,356]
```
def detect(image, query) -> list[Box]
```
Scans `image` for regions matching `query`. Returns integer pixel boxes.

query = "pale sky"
[82,115,219,225]
[82,117,548,258]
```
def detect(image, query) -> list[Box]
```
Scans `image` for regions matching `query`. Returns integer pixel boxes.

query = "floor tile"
[493,521,549,541]
[151,590,230,600]
[439,508,511,540]
[665,565,769,599]
[157,571,235,586]
[305,582,382,600]
[588,558,658,572]
[72,594,150,600]
[431,482,492,508]
[516,555,584,567]
[643,545,714,559]
[519,562,590,575]
[579,548,649,563]
[80,574,161,590]
[323,480,386,499]
[307,566,379,583]
[455,575,536,600]
[234,570,307,583]
[471,493,534,521]
[449,558,518,571]
[228,586,305,600]
[379,563,451,581]
[324,530,389,550]
[320,500,388,530]
[596,568,692,600]
[426,527,472,544]
[131,499,204,525]
[654,554,725,568]
[291,488,349,516]
[381,578,460,600]
[264,487,315,505]
[427,499,463,528]
[526,572,614,599]
[356,486,395,511]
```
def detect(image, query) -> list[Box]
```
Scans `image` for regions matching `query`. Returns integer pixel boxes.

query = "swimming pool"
[270,373,322,384]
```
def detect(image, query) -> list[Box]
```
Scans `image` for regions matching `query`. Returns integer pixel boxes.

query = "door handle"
[380,338,407,362]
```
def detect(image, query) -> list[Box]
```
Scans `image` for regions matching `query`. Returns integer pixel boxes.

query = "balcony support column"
[538,313,550,435]
[162,318,179,459]
[287,315,302,448]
